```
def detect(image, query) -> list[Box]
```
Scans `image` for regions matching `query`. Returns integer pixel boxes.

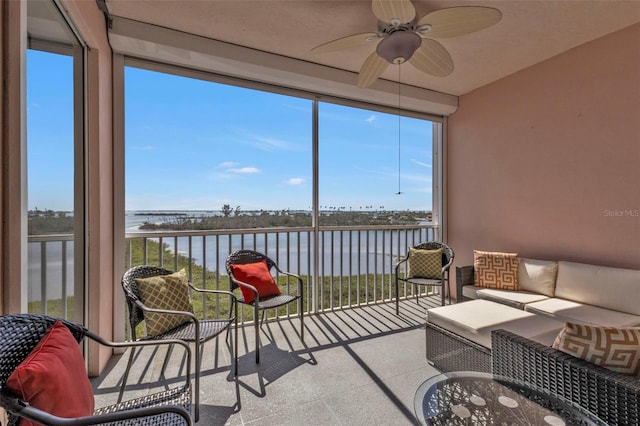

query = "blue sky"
[27,50,74,212]
[27,50,434,213]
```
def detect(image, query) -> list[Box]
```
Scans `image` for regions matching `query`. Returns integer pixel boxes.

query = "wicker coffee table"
[414,371,605,426]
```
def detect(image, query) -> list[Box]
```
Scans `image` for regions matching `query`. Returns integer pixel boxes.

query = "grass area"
[28,298,75,319]
[31,239,431,332]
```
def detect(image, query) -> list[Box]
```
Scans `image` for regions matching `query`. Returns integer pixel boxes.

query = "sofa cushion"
[427,299,565,348]
[462,285,482,300]
[474,250,519,290]
[552,323,640,376]
[524,298,640,327]
[518,258,558,297]
[554,261,640,316]
[476,289,549,310]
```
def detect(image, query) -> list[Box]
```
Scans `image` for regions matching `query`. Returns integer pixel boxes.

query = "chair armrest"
[86,331,192,381]
[1,391,192,426]
[134,300,199,322]
[273,270,304,296]
[228,276,259,298]
[394,254,409,279]
[492,329,640,426]
[1,335,194,426]
[455,265,474,301]
[188,285,239,319]
[188,285,237,301]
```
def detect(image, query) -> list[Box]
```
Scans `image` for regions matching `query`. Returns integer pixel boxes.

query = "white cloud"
[219,161,239,168]
[132,145,155,151]
[366,115,376,123]
[411,159,432,168]
[285,177,304,185]
[252,135,291,151]
[229,167,260,174]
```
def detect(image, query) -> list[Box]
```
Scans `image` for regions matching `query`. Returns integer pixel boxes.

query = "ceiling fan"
[310,0,502,88]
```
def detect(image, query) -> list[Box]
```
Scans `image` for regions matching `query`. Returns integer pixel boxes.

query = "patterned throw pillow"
[474,250,519,290]
[407,248,442,279]
[553,323,640,376]
[135,269,195,337]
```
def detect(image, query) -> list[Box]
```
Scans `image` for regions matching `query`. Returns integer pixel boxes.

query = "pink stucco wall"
[448,23,640,299]
[63,0,115,376]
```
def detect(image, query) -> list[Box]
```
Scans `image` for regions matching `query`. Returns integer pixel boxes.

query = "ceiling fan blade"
[310,32,380,54]
[372,0,416,25]
[357,52,389,88]
[417,6,502,38]
[408,39,453,77]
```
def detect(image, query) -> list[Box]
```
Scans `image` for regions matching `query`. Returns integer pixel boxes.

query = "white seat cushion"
[462,285,482,299]
[524,298,640,327]
[427,299,565,349]
[476,289,549,309]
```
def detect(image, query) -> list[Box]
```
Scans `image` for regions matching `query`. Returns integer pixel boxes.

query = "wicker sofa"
[492,329,640,426]
[425,259,640,425]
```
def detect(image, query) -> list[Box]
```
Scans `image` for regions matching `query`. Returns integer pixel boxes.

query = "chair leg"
[299,299,304,342]
[194,342,201,422]
[118,345,137,403]
[395,278,400,315]
[254,306,260,363]
[234,317,239,376]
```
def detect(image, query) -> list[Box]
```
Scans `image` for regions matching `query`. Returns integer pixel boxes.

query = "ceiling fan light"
[376,31,421,64]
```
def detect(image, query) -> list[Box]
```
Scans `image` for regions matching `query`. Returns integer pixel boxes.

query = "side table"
[414,371,605,425]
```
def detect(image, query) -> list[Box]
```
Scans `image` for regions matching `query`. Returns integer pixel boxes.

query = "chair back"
[0,314,86,388]
[411,242,455,270]
[121,265,175,337]
[225,250,276,291]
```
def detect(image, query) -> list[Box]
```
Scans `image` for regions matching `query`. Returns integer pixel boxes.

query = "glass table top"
[414,371,605,426]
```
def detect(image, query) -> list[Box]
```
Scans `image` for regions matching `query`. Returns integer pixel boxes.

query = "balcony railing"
[28,223,438,323]
[27,233,75,319]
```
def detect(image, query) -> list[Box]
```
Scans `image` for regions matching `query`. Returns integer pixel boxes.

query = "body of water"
[28,211,433,301]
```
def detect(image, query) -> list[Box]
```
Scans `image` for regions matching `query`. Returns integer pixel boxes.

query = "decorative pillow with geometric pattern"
[474,250,519,290]
[407,248,442,279]
[553,323,640,376]
[135,269,195,337]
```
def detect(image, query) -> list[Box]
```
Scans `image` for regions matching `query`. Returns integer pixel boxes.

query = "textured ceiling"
[104,0,640,96]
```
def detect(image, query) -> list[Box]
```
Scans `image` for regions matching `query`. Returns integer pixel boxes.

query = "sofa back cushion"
[518,258,558,297]
[554,261,640,315]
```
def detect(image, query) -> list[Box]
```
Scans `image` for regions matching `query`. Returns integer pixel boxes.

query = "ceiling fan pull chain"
[397,64,402,196]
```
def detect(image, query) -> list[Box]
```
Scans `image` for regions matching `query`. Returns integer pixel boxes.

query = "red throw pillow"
[6,321,95,424]
[231,259,281,304]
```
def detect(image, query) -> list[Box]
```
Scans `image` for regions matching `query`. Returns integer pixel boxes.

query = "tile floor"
[91,297,444,425]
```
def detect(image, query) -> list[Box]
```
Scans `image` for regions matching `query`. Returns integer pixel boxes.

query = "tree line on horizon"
[27,205,432,234]
[140,205,431,230]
